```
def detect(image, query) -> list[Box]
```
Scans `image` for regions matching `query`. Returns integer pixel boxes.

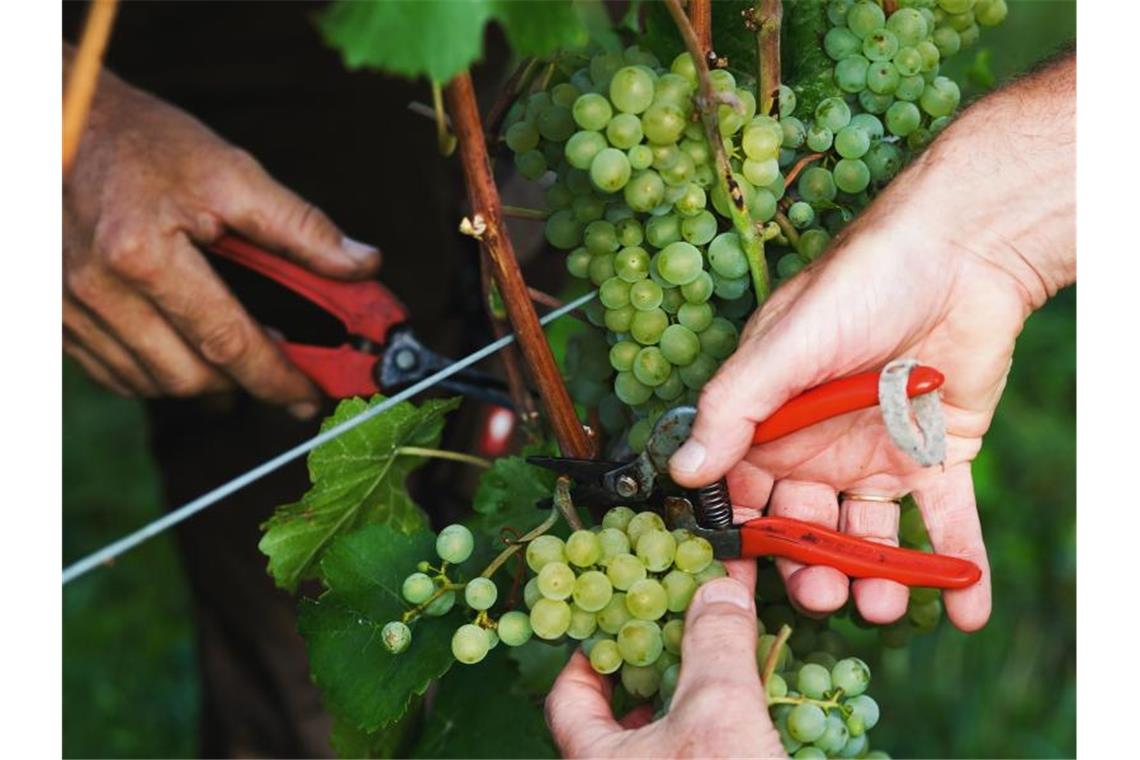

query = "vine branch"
[446,73,594,460]
[479,254,541,431]
[688,0,712,57]
[665,0,772,304]
[756,0,783,118]
[62,0,118,176]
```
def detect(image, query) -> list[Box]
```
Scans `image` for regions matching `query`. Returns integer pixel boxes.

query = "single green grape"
[976,0,1008,26]
[661,569,697,612]
[538,105,575,142]
[566,530,603,567]
[606,553,648,591]
[678,352,718,390]
[832,657,871,696]
[567,604,599,640]
[572,93,612,131]
[674,536,713,573]
[565,247,591,279]
[865,140,902,182]
[505,121,540,153]
[781,116,807,149]
[673,183,707,217]
[816,96,852,132]
[642,101,687,145]
[598,528,631,562]
[584,220,619,254]
[858,89,894,115]
[806,123,834,152]
[680,271,714,304]
[933,25,961,57]
[825,26,862,60]
[887,7,929,45]
[796,662,833,698]
[793,746,827,759]
[917,39,941,71]
[656,242,704,286]
[833,158,870,194]
[708,232,748,279]
[382,621,411,654]
[681,210,718,245]
[834,54,870,94]
[920,75,961,117]
[659,324,700,367]
[604,305,634,334]
[645,214,682,248]
[525,534,566,573]
[609,340,639,373]
[863,28,899,61]
[589,638,623,674]
[515,149,546,181]
[845,694,880,730]
[798,166,837,203]
[655,369,685,401]
[846,0,886,37]
[777,84,797,117]
[621,662,662,699]
[464,577,498,611]
[538,561,577,601]
[624,171,666,212]
[632,347,672,387]
[402,572,436,604]
[628,308,668,346]
[835,124,871,158]
[787,703,827,743]
[603,506,637,532]
[599,277,631,309]
[596,592,633,634]
[627,511,666,547]
[529,598,573,640]
[614,246,650,283]
[610,66,655,114]
[815,712,850,755]
[867,60,901,95]
[698,318,739,360]
[545,209,582,250]
[497,610,533,647]
[627,143,654,170]
[523,577,541,609]
[617,619,665,666]
[437,524,474,564]
[850,113,885,139]
[625,578,668,621]
[589,254,617,287]
[777,254,806,279]
[452,623,490,664]
[654,72,694,107]
[635,529,677,572]
[788,201,815,229]
[573,570,614,612]
[742,120,783,160]
[590,148,632,192]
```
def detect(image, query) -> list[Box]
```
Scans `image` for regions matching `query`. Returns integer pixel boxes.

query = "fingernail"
[670,440,706,475]
[695,579,752,612]
[340,235,380,263]
[289,401,320,420]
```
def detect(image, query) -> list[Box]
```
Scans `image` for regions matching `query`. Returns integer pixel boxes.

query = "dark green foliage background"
[61,2,1075,756]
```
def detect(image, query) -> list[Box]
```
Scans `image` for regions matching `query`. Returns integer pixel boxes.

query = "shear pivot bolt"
[615,474,638,498]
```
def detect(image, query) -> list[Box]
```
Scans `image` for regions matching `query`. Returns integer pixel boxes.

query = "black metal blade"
[526,456,630,508]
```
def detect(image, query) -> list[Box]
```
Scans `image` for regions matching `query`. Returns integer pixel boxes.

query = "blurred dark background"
[62,1,1075,757]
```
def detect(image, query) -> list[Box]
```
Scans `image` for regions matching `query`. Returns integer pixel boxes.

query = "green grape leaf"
[782,0,841,117]
[411,646,557,758]
[508,640,574,696]
[259,395,461,592]
[472,455,556,537]
[318,0,592,83]
[299,523,459,733]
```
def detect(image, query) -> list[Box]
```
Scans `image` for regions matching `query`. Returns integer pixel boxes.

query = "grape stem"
[664,0,772,305]
[768,692,850,716]
[756,0,783,118]
[395,446,492,469]
[552,474,585,531]
[783,152,826,185]
[688,0,712,55]
[502,205,551,220]
[762,622,793,685]
[446,72,595,460]
[773,209,800,247]
[401,577,467,624]
[479,507,561,580]
[431,80,458,157]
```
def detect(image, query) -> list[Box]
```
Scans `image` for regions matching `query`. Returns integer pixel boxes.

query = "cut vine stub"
[878,358,946,467]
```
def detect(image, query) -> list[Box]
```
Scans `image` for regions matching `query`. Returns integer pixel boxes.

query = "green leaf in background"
[411,646,557,758]
[259,395,461,592]
[508,640,573,696]
[319,0,593,83]
[299,523,458,733]
[472,455,556,537]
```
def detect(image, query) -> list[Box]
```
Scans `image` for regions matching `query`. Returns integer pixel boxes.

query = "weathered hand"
[62,48,380,413]
[546,565,786,758]
[668,54,1075,632]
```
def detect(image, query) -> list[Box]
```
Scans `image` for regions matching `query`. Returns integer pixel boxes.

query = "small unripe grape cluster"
[525,506,726,700]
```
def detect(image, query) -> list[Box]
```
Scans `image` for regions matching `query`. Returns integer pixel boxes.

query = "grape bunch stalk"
[384,507,893,757]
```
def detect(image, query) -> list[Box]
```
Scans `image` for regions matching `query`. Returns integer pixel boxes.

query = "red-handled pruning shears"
[207,235,514,408]
[531,363,982,590]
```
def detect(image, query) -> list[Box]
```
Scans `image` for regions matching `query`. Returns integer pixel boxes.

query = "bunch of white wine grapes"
[501,44,774,451]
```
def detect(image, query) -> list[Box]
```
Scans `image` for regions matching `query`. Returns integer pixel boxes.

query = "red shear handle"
[752,366,944,445]
[208,235,406,343]
[739,515,981,589]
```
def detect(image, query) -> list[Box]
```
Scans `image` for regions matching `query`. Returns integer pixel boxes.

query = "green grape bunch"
[500,0,1006,455]
[384,509,893,757]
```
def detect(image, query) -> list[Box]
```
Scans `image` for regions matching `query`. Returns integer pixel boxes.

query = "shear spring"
[696,479,733,530]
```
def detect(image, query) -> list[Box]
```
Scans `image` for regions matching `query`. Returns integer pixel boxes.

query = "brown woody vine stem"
[665,0,772,305]
[757,0,783,118]
[446,73,593,460]
[479,255,541,432]
[689,0,712,56]
[62,0,118,176]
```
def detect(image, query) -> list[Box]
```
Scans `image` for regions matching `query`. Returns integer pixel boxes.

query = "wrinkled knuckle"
[100,229,161,286]
[199,320,252,366]
[696,373,736,424]
[65,268,100,303]
[224,146,262,176]
[292,201,334,241]
[161,369,212,398]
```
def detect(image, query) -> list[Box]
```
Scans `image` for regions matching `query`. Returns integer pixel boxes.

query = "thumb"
[671,578,764,707]
[219,151,381,279]
[669,318,819,488]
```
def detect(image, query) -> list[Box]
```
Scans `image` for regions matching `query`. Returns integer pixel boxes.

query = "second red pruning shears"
[207,235,514,408]
[531,363,982,589]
